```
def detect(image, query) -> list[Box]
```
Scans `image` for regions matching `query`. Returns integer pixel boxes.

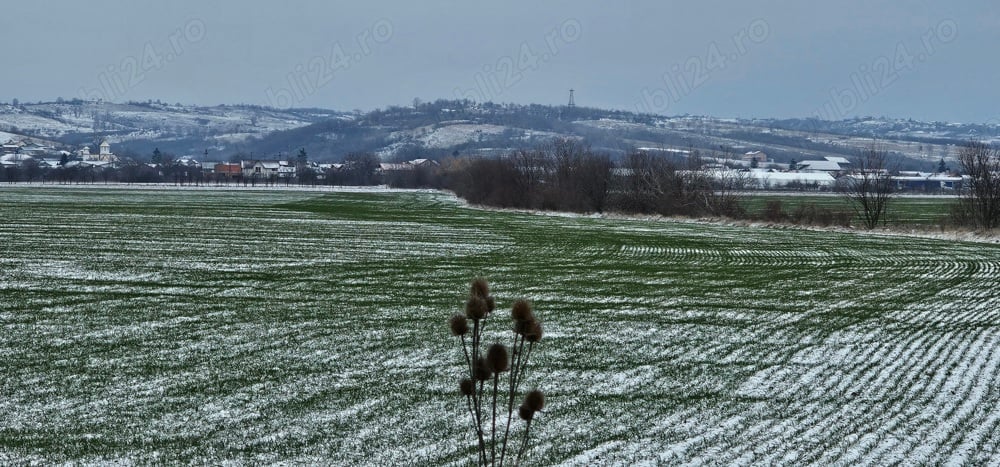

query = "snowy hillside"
[392,122,562,148]
[3,98,997,166]
[0,101,336,153]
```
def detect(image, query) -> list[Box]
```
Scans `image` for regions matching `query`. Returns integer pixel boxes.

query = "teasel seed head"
[460,378,475,397]
[449,313,469,336]
[465,297,487,320]
[470,279,490,300]
[486,343,509,373]
[518,404,534,421]
[486,296,496,314]
[515,318,536,336]
[511,299,533,322]
[524,389,545,412]
[524,321,543,343]
[474,357,493,381]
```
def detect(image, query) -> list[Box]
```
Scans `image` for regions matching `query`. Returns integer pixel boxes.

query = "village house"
[1,140,67,168]
[378,158,441,174]
[409,158,438,169]
[36,159,60,169]
[1,140,21,154]
[213,162,242,179]
[19,143,50,157]
[242,160,283,179]
[797,156,851,175]
[175,156,202,169]
[64,159,114,169]
[0,153,34,167]
[277,160,296,178]
[378,158,441,186]
[743,151,768,163]
[378,162,414,173]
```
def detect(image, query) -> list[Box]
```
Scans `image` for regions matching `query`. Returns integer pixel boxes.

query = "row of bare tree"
[444,140,613,212]
[444,140,746,218]
[841,141,1000,230]
[449,139,1000,231]
[615,152,746,218]
[953,141,1000,229]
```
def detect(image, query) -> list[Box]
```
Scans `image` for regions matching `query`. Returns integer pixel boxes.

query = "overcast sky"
[3,1,997,123]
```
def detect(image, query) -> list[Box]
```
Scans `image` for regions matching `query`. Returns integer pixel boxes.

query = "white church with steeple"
[80,139,118,162]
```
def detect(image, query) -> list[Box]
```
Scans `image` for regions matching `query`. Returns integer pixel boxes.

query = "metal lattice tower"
[568,89,575,107]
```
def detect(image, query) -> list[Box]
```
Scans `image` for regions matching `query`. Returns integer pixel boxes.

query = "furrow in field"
[4,188,1000,464]
[817,327,980,464]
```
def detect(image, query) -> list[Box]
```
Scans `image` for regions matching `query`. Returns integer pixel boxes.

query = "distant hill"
[2,98,998,170]
[0,100,338,158]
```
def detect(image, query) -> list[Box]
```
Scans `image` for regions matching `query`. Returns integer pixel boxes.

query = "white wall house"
[242,160,289,178]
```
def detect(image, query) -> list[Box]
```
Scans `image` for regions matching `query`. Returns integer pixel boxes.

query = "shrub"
[762,200,786,222]
[788,202,852,227]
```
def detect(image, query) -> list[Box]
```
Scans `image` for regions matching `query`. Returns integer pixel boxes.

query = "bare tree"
[615,151,691,215]
[509,148,549,206]
[704,167,749,218]
[548,139,612,212]
[954,140,1000,230]
[343,152,380,185]
[573,152,613,212]
[614,151,735,217]
[840,144,895,229]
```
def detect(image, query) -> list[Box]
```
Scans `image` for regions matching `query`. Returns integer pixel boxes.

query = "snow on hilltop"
[0,101,333,147]
[3,98,998,165]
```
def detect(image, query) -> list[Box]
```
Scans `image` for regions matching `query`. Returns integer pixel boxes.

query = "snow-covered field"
[1,187,999,464]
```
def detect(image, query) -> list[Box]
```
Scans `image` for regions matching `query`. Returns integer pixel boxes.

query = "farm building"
[746,169,836,189]
[798,157,849,174]
[892,172,965,192]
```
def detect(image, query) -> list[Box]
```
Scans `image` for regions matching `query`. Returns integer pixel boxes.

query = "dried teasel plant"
[448,279,546,466]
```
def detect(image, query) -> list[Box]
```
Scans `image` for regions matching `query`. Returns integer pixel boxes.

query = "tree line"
[952,141,1000,229]
[8,138,1000,231]
[444,138,1000,231]
[0,151,438,188]
[833,140,1000,231]
[443,139,746,218]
